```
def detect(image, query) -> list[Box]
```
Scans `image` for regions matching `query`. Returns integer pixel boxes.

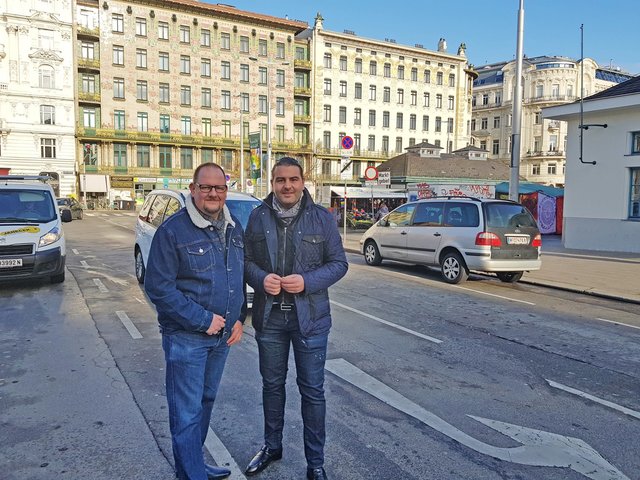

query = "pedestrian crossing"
[85,211,138,217]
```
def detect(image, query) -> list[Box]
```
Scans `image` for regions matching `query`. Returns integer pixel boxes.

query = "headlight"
[39,226,63,247]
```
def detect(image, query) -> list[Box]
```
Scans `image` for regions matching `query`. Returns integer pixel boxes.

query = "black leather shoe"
[244,445,283,476]
[307,467,328,480]
[205,464,231,480]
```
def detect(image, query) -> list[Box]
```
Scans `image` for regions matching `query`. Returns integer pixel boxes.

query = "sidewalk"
[341,231,640,304]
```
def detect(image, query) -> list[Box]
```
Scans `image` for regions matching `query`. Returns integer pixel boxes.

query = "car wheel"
[135,248,146,284]
[363,240,382,266]
[51,271,65,284]
[496,271,524,283]
[440,251,468,284]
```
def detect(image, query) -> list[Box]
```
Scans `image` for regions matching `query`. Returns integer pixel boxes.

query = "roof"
[453,145,488,153]
[378,152,511,181]
[406,141,442,150]
[584,74,640,101]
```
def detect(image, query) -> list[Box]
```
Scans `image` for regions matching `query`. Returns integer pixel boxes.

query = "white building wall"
[0,0,77,196]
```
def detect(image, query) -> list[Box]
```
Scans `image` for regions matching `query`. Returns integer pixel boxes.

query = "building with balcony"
[471,56,633,187]
[74,0,306,203]
[0,0,76,196]
[297,14,476,187]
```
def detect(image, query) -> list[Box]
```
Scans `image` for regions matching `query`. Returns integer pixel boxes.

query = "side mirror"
[378,218,388,227]
[61,209,72,222]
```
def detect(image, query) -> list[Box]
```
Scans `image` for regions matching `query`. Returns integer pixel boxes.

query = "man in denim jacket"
[145,163,245,480]
[244,157,348,480]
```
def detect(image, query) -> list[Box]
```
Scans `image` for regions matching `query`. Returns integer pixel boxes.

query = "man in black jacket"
[244,157,348,480]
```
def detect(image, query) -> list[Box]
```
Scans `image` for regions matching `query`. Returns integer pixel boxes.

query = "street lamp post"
[236,93,245,192]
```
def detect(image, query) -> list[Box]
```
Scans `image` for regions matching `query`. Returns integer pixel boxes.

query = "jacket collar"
[185,193,236,230]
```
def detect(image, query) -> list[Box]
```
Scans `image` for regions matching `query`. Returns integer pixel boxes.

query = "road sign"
[378,171,391,185]
[341,135,354,150]
[364,166,378,181]
[340,156,353,180]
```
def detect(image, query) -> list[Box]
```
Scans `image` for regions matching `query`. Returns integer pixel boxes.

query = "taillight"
[531,233,542,247]
[475,232,501,247]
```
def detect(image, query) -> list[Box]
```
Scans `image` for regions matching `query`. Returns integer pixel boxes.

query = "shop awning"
[329,186,407,199]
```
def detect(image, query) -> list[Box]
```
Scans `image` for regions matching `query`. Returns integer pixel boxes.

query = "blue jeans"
[255,309,329,469]
[162,331,230,480]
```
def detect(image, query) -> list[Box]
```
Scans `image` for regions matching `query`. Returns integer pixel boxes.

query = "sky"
[207,0,639,74]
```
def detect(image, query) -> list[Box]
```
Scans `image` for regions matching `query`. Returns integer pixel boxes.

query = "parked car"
[359,196,542,284]
[0,175,70,284]
[134,189,262,304]
[57,197,84,220]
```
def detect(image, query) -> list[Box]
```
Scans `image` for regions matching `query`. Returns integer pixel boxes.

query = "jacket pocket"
[299,234,324,270]
[185,242,215,272]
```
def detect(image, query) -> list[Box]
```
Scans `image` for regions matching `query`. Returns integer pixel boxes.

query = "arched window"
[39,65,55,88]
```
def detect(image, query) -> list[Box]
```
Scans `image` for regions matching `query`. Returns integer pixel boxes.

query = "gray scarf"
[272,195,302,225]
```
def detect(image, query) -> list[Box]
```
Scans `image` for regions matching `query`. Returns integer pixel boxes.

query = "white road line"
[80,260,89,268]
[331,300,443,344]
[546,379,640,421]
[454,285,536,305]
[72,248,79,255]
[134,296,145,304]
[595,317,640,331]
[92,278,108,293]
[85,212,95,216]
[115,311,143,339]
[204,426,245,478]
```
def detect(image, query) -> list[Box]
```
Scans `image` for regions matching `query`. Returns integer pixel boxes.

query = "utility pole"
[509,0,525,201]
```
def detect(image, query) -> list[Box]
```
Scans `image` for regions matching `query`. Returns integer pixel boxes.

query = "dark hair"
[193,162,226,183]
[271,156,303,179]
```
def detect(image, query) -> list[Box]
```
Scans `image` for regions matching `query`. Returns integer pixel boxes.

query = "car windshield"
[226,198,262,230]
[485,203,537,228]
[0,189,57,223]
[56,198,71,206]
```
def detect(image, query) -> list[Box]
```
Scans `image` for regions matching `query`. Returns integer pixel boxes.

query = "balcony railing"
[78,164,195,178]
[78,91,101,103]
[294,59,312,69]
[77,26,100,38]
[294,114,311,123]
[473,101,503,110]
[317,147,393,159]
[78,57,100,69]
[294,87,312,96]
[526,95,577,104]
[525,150,565,158]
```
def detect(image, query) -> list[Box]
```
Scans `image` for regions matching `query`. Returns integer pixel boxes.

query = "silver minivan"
[359,197,542,284]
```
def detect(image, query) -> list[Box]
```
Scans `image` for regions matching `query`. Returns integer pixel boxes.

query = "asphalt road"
[1,211,639,480]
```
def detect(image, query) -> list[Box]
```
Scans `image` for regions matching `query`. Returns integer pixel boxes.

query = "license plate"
[506,236,529,245]
[0,258,23,268]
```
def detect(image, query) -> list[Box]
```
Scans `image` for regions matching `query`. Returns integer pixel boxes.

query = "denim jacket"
[245,189,348,337]
[145,195,246,336]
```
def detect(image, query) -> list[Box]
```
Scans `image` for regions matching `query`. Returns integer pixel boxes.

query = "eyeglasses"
[196,183,228,194]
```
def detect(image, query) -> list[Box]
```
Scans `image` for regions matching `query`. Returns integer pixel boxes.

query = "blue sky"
[210,0,639,74]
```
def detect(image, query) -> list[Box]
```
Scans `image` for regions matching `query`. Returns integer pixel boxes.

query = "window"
[276,69,285,87]
[397,89,404,104]
[112,13,124,33]
[323,105,331,122]
[324,53,332,69]
[340,56,347,71]
[447,118,454,133]
[354,108,361,125]
[368,109,376,127]
[137,112,148,132]
[180,85,191,105]
[240,64,249,82]
[424,69,431,83]
[201,58,211,77]
[448,73,455,87]
[83,143,98,165]
[436,94,443,109]
[136,49,147,69]
[181,116,191,135]
[40,105,55,125]
[41,138,56,158]
[113,77,124,99]
[180,25,190,43]
[471,119,476,131]
[323,131,331,150]
[549,135,558,152]
[137,145,150,167]
[240,93,249,112]
[324,78,332,95]
[259,39,267,56]
[382,136,389,153]
[396,113,403,129]
[493,116,501,128]
[383,87,390,103]
[448,96,454,110]
[221,90,231,110]
[369,85,376,101]
[481,117,488,130]
[629,168,640,218]
[259,95,267,114]
[80,41,95,60]
[222,122,231,139]
[181,148,193,169]
[435,117,442,132]
[534,112,541,124]
[276,97,284,116]
[259,67,267,85]
[535,84,543,97]
[395,137,403,153]
[202,118,212,137]
[221,32,230,50]
[397,65,404,79]
[409,114,416,130]
[632,132,640,154]
[113,45,124,65]
[424,92,430,107]
[355,58,362,73]
[201,29,211,47]
[159,52,169,71]
[159,146,172,168]
[547,162,557,174]
[552,84,560,97]
[136,80,148,101]
[436,71,443,85]
[369,61,377,76]
[276,42,285,59]
[113,143,127,167]
[340,80,347,97]
[492,139,500,155]
[159,83,169,103]
[201,88,211,108]
[355,83,362,99]
[136,17,147,36]
[411,67,418,81]
[81,73,96,93]
[240,36,249,53]
[201,147,213,161]
[339,106,347,124]
[422,115,429,131]
[38,29,54,50]
[368,135,375,151]
[354,134,361,152]
[322,159,331,175]
[158,22,169,40]
[495,92,502,105]
[159,114,170,133]
[180,55,190,74]
[114,110,125,130]
[531,164,541,175]
[411,91,417,106]
[221,61,230,80]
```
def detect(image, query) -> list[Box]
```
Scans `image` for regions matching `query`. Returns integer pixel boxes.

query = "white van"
[0,176,71,284]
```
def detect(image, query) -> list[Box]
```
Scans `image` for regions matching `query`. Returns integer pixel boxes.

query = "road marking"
[454,286,536,305]
[115,311,143,339]
[326,358,629,480]
[134,296,145,304]
[204,426,245,478]
[80,260,89,268]
[85,212,95,217]
[595,317,640,331]
[546,379,640,421]
[331,300,442,344]
[92,278,108,293]
[72,248,79,255]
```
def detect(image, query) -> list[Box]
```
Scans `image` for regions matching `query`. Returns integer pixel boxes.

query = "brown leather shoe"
[244,445,283,476]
